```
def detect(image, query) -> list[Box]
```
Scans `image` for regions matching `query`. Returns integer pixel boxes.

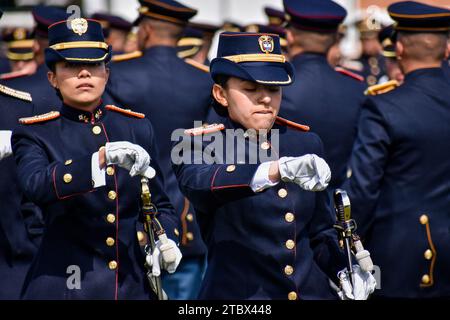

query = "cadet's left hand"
[104,141,151,177]
[146,236,182,277]
[337,265,377,300]
[0,130,12,161]
[278,154,331,191]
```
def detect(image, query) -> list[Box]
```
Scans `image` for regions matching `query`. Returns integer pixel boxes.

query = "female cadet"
[11,18,181,299]
[173,32,376,300]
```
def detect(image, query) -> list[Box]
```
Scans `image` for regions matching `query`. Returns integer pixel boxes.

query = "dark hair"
[211,75,230,117]
[214,74,230,88]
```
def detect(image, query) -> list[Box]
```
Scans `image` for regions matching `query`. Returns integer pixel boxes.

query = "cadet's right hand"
[278,154,331,191]
[0,130,12,161]
[104,141,151,177]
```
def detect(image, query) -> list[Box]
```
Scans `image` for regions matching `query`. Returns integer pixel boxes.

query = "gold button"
[278,188,288,198]
[226,165,236,172]
[137,231,145,242]
[260,141,270,150]
[65,159,73,165]
[108,260,117,270]
[106,213,116,223]
[288,291,297,300]
[419,214,428,225]
[108,190,117,200]
[92,125,102,135]
[186,213,194,222]
[63,173,72,183]
[424,249,433,260]
[285,212,295,223]
[174,228,179,237]
[106,237,115,247]
[186,232,194,241]
[421,274,430,284]
[284,265,294,276]
[106,166,115,176]
[285,239,295,250]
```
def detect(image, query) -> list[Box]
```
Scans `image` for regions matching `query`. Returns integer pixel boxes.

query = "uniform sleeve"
[143,120,180,243]
[12,127,96,206]
[172,135,259,213]
[306,134,347,283]
[342,97,392,237]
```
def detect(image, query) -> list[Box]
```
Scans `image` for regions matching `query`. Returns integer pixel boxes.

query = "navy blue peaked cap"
[32,5,70,38]
[283,0,347,33]
[264,6,286,27]
[135,0,197,26]
[91,13,133,32]
[45,18,112,68]
[210,32,294,86]
[388,1,450,32]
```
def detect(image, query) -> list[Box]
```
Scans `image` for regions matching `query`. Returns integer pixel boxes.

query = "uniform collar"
[404,67,444,83]
[144,45,177,57]
[291,52,328,65]
[60,100,105,123]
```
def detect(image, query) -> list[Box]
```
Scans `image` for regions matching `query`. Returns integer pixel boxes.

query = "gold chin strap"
[223,53,286,64]
[50,41,109,50]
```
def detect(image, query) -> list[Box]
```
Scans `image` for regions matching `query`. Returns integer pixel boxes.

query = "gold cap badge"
[258,35,274,54]
[71,18,88,36]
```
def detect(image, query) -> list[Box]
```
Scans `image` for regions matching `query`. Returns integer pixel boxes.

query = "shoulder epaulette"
[184,58,210,73]
[19,111,60,124]
[275,116,310,132]
[184,123,225,136]
[364,80,399,96]
[335,67,364,82]
[0,84,32,102]
[105,105,145,118]
[0,69,32,80]
[111,51,143,63]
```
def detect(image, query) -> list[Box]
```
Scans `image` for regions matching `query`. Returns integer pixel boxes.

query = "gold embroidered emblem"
[258,35,274,54]
[71,18,88,36]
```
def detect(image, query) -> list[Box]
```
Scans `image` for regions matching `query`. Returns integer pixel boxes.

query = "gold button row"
[284,265,294,276]
[278,188,288,198]
[226,165,236,172]
[108,190,117,200]
[285,239,295,250]
[92,125,102,135]
[288,291,297,300]
[106,166,115,176]
[285,212,294,223]
[63,173,72,184]
[106,237,115,247]
[106,213,115,224]
[108,260,117,270]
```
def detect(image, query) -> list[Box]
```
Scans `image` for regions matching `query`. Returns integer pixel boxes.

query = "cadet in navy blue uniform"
[106,0,212,300]
[173,32,376,300]
[343,1,450,298]
[1,5,69,114]
[280,0,366,190]
[11,18,181,300]
[0,76,41,299]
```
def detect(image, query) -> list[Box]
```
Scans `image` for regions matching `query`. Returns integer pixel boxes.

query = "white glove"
[337,265,377,300]
[0,130,12,161]
[145,235,182,277]
[278,154,331,191]
[105,141,155,178]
